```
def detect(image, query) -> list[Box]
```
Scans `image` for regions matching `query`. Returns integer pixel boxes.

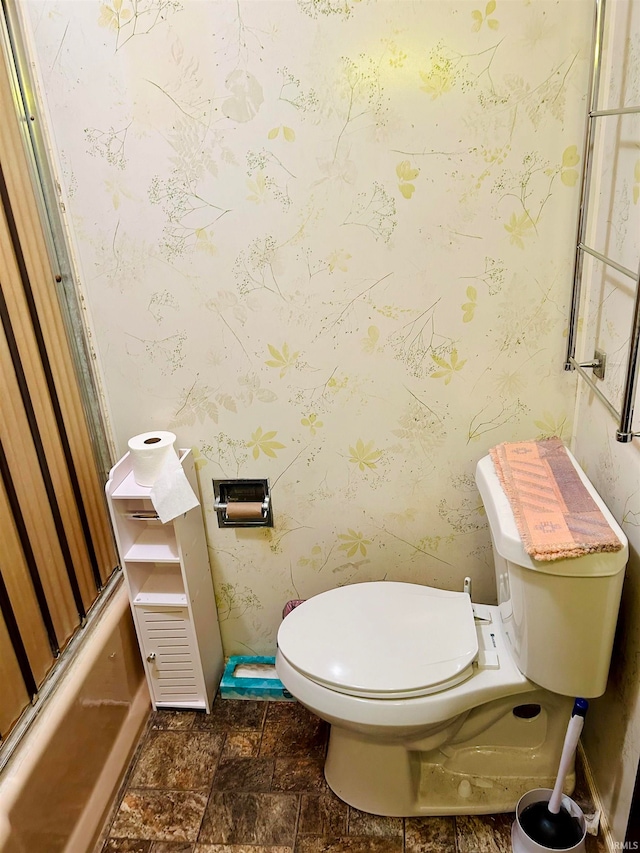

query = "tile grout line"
[291,789,303,851]
[193,724,226,847]
[257,698,269,757]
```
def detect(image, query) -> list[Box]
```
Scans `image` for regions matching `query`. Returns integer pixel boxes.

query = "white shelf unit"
[106,449,224,712]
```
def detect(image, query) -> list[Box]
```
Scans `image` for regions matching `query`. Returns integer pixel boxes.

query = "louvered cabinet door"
[135,604,207,708]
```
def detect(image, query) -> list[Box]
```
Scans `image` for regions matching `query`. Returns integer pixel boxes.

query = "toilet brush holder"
[512,789,586,853]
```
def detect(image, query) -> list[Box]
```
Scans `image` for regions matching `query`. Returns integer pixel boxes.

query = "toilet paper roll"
[225,502,264,521]
[128,431,179,486]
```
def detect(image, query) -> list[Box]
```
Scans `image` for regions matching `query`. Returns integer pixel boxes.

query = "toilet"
[275,450,628,817]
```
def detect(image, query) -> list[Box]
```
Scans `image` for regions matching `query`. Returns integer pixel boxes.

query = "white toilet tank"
[475,450,628,698]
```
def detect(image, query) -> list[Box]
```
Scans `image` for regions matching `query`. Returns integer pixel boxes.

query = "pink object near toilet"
[282,599,306,619]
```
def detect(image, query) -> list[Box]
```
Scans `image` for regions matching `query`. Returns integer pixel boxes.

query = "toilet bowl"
[275,450,628,817]
[276,584,573,816]
[277,584,531,736]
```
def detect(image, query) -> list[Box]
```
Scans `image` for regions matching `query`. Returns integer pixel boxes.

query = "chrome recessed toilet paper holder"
[213,479,273,528]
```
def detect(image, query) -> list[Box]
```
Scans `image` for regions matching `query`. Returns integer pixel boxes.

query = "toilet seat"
[277,582,478,699]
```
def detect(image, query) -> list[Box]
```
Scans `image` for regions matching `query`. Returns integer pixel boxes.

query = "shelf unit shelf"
[133,591,188,607]
[106,448,224,712]
[125,528,179,563]
[131,567,186,606]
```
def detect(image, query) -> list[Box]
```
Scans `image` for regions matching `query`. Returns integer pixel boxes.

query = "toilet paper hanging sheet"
[128,431,200,523]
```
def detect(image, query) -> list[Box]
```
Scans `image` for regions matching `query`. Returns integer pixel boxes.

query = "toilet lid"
[277,582,478,699]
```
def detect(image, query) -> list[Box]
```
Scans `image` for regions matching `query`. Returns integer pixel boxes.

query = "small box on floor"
[220,655,295,701]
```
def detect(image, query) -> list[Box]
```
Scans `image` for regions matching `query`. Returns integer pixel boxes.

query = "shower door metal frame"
[0,0,114,474]
[564,0,640,443]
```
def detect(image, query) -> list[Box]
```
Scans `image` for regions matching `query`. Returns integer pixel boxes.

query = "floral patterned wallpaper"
[24,0,592,655]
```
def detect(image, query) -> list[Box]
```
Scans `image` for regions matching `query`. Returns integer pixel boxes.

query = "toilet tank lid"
[475,450,628,577]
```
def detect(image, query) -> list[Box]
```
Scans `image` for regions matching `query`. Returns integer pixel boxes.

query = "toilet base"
[324,690,575,816]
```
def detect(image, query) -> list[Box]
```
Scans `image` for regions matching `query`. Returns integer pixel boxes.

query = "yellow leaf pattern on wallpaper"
[396,160,419,200]
[461,286,477,323]
[298,544,325,570]
[348,439,382,472]
[326,249,352,272]
[419,67,453,99]
[194,228,217,255]
[98,0,180,50]
[247,427,286,460]
[268,126,296,141]
[419,46,458,100]
[301,413,323,435]
[337,530,371,557]
[534,411,569,440]
[98,0,131,31]
[471,0,499,31]
[560,145,580,187]
[388,42,408,69]
[431,349,467,384]
[247,171,268,203]
[634,159,640,205]
[265,343,300,377]
[504,211,535,248]
[361,326,380,353]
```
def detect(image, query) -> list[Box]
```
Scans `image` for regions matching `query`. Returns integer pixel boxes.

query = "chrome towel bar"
[564,0,640,442]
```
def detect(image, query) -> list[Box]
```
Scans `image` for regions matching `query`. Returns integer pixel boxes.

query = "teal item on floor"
[220,655,295,701]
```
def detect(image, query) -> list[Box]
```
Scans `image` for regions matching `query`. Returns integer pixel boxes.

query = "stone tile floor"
[97,697,606,853]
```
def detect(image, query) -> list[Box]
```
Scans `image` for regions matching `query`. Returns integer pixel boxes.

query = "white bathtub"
[0,580,150,853]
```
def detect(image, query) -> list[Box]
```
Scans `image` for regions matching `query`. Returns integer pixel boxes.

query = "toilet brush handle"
[548,699,588,815]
